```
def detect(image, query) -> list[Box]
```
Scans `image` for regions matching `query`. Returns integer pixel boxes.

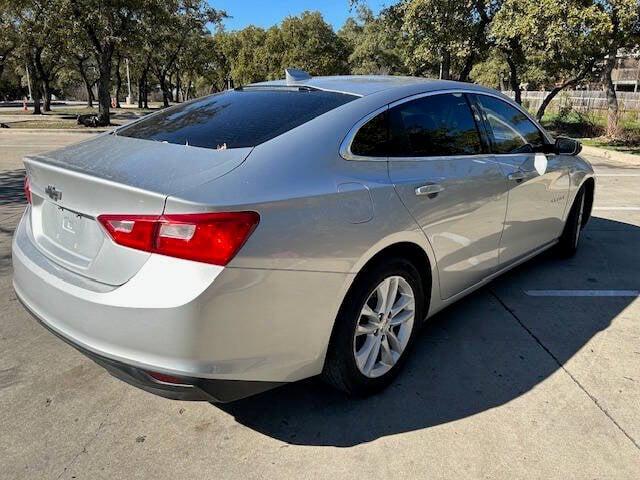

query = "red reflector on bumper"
[146,371,190,385]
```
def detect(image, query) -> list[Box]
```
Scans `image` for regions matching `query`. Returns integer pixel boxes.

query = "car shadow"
[216,216,638,447]
[0,169,26,206]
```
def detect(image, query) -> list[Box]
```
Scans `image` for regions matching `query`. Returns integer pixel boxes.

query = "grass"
[541,110,640,156]
[7,107,155,117]
[3,119,89,129]
[0,106,155,129]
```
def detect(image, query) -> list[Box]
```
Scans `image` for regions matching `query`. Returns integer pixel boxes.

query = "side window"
[350,110,388,157]
[474,95,545,154]
[388,93,482,157]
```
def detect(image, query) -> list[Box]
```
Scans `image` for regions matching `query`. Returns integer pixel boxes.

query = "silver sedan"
[12,72,595,402]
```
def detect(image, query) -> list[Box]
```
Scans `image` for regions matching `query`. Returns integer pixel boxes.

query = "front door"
[471,94,571,265]
[387,92,509,300]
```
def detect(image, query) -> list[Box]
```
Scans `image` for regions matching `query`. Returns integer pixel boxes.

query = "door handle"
[508,171,526,182]
[415,183,445,196]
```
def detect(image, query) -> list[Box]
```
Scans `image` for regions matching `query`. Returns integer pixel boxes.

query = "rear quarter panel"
[164,91,442,313]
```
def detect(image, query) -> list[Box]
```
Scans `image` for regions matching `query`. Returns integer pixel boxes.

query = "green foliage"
[338,5,404,74]
[0,0,638,130]
[215,11,349,87]
[490,0,610,87]
[401,0,477,78]
[276,11,349,76]
[215,26,269,86]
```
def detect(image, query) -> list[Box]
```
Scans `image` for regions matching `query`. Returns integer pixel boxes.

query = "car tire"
[557,187,586,258]
[322,257,425,397]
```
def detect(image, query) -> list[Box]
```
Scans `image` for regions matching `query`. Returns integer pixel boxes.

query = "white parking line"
[525,290,640,297]
[593,207,640,211]
[596,174,640,177]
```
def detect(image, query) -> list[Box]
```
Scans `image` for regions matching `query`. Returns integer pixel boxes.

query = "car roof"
[250,75,497,97]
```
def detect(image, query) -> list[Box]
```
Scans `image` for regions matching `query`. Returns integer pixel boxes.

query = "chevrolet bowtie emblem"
[45,185,62,202]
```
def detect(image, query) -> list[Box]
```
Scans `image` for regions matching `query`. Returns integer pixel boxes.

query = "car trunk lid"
[24,134,251,286]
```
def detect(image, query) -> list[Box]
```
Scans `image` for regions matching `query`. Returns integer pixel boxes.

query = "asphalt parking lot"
[1,131,639,479]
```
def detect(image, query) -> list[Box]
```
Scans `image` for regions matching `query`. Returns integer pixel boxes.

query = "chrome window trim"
[339,105,389,161]
[340,88,553,162]
[467,91,554,149]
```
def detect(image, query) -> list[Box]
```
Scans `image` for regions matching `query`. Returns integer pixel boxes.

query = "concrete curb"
[581,144,640,165]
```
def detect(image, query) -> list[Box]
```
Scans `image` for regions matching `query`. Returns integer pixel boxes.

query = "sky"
[209,0,388,31]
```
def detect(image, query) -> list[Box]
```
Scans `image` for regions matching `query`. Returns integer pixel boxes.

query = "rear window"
[118,88,357,149]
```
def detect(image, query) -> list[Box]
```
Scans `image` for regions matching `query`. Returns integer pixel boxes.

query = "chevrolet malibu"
[13,72,595,402]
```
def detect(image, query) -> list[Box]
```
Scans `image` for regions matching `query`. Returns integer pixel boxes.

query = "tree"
[216,26,269,86]
[400,0,479,79]
[275,11,349,76]
[0,5,17,86]
[64,0,144,125]
[491,0,609,115]
[201,31,232,92]
[9,0,67,113]
[68,47,98,107]
[597,1,640,137]
[339,5,404,75]
[147,0,225,107]
[529,1,609,120]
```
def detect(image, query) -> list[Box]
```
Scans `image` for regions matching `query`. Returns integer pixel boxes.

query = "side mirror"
[555,137,582,156]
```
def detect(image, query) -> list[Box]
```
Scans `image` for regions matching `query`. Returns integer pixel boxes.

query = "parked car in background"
[13,72,595,402]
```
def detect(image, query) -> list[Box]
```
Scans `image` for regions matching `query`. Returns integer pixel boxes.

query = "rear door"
[470,94,570,265]
[387,92,508,300]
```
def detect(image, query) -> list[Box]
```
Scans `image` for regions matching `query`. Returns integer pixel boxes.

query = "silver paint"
[12,75,595,386]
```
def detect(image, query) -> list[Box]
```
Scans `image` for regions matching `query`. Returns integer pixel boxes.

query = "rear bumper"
[19,297,282,402]
[12,208,351,396]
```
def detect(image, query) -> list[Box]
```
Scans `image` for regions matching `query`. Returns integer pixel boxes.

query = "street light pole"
[126,58,132,105]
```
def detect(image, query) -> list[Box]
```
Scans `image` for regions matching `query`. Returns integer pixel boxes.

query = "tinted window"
[475,95,545,154]
[388,93,482,157]
[118,89,357,149]
[351,111,388,157]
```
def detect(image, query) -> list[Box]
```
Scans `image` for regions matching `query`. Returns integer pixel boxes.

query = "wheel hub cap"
[353,275,416,378]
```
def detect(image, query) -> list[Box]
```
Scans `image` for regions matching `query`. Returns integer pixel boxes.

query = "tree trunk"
[505,56,521,105]
[42,81,52,112]
[96,51,112,126]
[114,56,122,109]
[440,50,451,80]
[175,71,181,102]
[0,47,12,82]
[137,76,144,108]
[83,78,94,107]
[185,78,192,101]
[158,74,170,108]
[603,52,619,138]
[31,83,42,115]
[167,72,174,102]
[459,0,491,83]
[27,61,42,115]
[535,62,596,121]
[458,51,475,83]
[143,77,149,109]
[76,58,94,107]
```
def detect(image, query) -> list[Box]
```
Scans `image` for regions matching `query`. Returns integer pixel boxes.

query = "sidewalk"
[581,144,640,167]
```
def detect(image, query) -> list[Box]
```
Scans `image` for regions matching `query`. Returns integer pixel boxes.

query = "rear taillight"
[24,176,32,204]
[98,212,259,266]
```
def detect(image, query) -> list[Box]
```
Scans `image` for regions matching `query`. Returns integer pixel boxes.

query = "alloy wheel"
[353,275,416,378]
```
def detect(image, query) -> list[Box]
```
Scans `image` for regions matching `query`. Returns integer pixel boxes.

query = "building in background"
[611,51,640,92]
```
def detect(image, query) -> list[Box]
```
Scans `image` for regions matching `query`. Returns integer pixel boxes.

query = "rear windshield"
[117,88,357,149]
